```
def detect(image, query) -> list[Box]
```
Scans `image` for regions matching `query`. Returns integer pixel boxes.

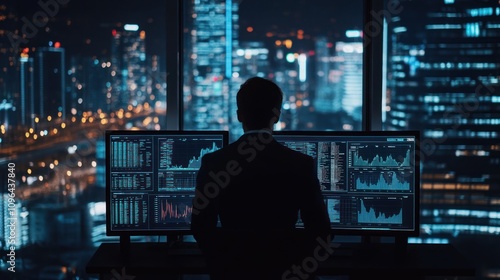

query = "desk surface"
[86,242,476,278]
[320,242,475,277]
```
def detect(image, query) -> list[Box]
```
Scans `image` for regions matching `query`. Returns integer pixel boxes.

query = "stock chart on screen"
[106,130,228,235]
[274,130,420,236]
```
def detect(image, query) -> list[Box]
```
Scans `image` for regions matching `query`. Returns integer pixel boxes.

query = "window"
[182,0,364,141]
[0,0,166,277]
[382,0,500,274]
[2,0,500,278]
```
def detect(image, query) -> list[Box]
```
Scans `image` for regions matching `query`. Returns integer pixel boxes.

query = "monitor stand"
[119,235,130,264]
[395,236,408,257]
[363,236,408,256]
[166,234,184,248]
[339,236,408,258]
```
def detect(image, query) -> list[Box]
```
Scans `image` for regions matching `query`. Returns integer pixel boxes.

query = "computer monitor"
[273,130,420,237]
[105,130,229,236]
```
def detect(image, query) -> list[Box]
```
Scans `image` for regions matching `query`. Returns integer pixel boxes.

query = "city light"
[346,30,362,38]
[1,1,499,278]
[124,24,139,31]
[297,29,304,40]
[393,27,407,33]
[68,145,77,154]
[298,53,307,82]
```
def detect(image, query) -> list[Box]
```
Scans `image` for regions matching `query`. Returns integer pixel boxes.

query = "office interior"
[0,0,499,279]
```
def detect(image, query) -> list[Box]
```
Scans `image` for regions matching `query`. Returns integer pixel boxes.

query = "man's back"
[191,132,331,279]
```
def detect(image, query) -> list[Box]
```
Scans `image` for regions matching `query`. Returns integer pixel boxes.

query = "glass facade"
[0,0,499,279]
[384,0,500,277]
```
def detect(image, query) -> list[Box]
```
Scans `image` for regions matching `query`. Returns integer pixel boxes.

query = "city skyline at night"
[0,0,499,279]
[0,0,365,257]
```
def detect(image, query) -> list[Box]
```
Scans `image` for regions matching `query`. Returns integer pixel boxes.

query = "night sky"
[11,0,363,57]
[238,0,363,38]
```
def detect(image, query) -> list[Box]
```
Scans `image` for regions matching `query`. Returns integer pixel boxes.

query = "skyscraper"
[19,52,35,127]
[36,46,66,120]
[0,193,24,250]
[69,55,110,114]
[312,38,363,131]
[314,37,342,114]
[0,0,20,131]
[110,24,147,109]
[184,0,239,130]
[386,0,500,240]
[335,41,363,122]
[229,41,270,137]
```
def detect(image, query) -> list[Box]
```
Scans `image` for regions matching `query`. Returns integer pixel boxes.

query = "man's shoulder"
[273,140,314,162]
[200,141,239,162]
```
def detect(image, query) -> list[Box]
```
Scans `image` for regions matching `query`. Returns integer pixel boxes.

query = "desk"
[319,242,476,279]
[86,242,475,279]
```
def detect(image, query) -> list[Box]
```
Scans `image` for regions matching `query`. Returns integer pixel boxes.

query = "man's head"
[236,77,283,131]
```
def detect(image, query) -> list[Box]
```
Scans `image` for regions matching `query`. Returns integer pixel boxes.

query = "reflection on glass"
[182,0,364,141]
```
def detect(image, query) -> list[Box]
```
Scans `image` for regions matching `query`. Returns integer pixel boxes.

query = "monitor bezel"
[105,129,229,236]
[273,130,421,238]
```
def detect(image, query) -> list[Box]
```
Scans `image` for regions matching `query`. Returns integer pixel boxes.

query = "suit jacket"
[191,131,331,279]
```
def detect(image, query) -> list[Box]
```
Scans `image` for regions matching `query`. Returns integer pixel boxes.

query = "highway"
[0,108,163,202]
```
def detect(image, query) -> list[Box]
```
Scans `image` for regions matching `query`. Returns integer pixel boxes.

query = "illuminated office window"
[182,0,364,140]
[382,5,500,277]
[382,0,500,243]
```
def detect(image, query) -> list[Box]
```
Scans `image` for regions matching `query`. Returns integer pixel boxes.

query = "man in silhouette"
[191,77,332,280]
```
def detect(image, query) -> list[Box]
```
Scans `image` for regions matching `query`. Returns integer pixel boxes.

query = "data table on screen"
[274,131,420,236]
[106,130,228,235]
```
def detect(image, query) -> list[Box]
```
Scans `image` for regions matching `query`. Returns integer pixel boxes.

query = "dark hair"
[236,77,283,130]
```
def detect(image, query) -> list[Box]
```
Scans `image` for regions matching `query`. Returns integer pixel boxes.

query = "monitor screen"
[273,130,420,236]
[105,130,229,235]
